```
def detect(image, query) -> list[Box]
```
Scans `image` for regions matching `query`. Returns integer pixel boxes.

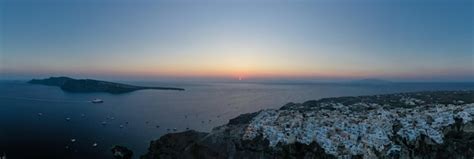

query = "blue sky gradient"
[1,0,473,81]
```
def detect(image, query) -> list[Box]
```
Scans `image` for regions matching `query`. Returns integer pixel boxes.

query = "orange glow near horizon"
[57,63,471,80]
[2,1,473,82]
[5,64,473,81]
[73,65,386,80]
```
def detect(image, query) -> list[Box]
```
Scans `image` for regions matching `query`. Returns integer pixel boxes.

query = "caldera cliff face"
[140,91,474,159]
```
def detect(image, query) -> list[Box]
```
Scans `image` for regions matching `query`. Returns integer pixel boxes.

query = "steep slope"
[141,91,474,159]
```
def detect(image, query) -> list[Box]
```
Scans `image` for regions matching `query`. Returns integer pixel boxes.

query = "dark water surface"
[1,81,473,158]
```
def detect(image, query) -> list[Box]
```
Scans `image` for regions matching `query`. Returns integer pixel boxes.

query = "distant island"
[28,77,185,94]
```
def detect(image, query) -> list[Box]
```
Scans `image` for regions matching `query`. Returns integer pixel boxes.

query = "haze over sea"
[0,80,473,158]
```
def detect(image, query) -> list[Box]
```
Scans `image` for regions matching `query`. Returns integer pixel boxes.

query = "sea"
[0,80,473,158]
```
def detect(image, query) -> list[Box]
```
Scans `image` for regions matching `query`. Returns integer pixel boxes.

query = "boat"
[91,98,104,103]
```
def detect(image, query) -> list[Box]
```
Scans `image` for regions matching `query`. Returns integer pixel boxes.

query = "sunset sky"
[1,0,473,81]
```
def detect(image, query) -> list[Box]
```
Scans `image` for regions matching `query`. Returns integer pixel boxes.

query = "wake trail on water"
[0,96,90,103]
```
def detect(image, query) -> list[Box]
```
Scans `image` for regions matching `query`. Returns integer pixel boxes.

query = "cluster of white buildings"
[242,98,474,158]
[400,97,425,106]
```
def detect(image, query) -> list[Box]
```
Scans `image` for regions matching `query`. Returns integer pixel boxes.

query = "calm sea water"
[0,80,473,158]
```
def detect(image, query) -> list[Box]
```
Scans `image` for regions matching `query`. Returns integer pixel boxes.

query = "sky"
[1,0,473,82]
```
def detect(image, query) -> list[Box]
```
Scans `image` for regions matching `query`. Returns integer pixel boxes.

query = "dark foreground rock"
[29,77,185,94]
[141,91,474,159]
[111,145,133,159]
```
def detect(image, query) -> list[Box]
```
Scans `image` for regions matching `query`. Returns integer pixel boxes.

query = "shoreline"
[137,90,474,159]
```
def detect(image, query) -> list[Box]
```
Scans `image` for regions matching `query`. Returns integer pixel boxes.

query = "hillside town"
[140,91,474,159]
[243,95,474,158]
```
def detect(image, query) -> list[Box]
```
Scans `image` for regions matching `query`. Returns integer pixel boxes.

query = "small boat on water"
[91,98,104,103]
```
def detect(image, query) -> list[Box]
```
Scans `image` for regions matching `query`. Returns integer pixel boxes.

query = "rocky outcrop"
[111,145,133,159]
[141,91,474,159]
[394,122,474,159]
[141,130,212,159]
[29,77,185,94]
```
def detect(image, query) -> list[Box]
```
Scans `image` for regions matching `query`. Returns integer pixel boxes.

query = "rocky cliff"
[140,91,474,159]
